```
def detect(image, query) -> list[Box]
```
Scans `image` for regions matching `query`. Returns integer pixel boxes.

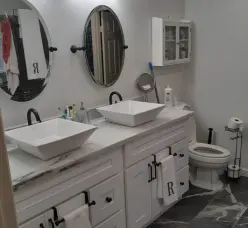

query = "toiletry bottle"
[164,85,173,108]
[76,102,89,123]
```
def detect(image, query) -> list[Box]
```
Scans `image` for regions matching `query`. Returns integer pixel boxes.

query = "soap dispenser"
[76,102,89,123]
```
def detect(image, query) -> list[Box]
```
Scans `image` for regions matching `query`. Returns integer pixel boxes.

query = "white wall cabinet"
[152,17,192,66]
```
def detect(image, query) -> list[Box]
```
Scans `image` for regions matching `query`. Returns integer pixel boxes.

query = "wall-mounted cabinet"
[152,17,192,66]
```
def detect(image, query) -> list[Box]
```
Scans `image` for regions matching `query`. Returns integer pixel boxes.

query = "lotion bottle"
[164,85,173,108]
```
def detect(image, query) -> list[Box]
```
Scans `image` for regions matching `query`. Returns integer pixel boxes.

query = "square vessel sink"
[97,100,165,127]
[5,118,97,160]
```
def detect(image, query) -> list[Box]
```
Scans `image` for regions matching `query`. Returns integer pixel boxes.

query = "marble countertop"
[8,108,193,192]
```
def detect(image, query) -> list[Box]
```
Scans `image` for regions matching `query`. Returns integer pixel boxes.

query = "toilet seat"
[190,143,230,158]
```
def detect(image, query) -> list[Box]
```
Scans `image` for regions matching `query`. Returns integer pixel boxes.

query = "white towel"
[64,205,91,228]
[4,29,19,95]
[157,155,178,205]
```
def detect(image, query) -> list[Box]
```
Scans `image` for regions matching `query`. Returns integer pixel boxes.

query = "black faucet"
[109,91,123,105]
[27,108,42,125]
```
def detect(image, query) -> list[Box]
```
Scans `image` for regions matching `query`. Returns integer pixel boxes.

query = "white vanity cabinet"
[125,122,190,228]
[15,113,192,228]
[152,17,192,66]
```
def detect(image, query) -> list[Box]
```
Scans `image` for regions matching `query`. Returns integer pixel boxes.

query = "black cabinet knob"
[40,224,45,228]
[173,153,178,156]
[180,154,185,157]
[106,197,112,203]
[180,182,185,186]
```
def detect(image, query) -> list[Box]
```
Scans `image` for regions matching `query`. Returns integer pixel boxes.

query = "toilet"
[176,103,231,191]
[188,116,231,191]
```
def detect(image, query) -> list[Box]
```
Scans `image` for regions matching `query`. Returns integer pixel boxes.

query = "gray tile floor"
[148,177,248,228]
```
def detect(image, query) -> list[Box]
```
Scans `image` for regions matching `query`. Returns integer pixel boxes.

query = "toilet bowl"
[189,141,230,191]
[176,104,231,191]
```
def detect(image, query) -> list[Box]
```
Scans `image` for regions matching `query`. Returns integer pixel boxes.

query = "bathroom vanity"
[9,109,193,228]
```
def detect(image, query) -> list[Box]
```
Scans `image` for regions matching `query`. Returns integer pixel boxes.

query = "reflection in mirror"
[84,5,126,87]
[0,0,52,102]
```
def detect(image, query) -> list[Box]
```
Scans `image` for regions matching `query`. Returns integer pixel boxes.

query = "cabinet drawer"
[95,210,126,228]
[20,214,46,228]
[171,138,189,171]
[125,122,187,167]
[46,193,87,223]
[89,173,125,227]
[16,149,123,224]
[176,166,189,196]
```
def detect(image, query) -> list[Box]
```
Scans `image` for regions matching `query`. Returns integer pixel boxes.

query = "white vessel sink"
[97,100,165,127]
[5,118,97,160]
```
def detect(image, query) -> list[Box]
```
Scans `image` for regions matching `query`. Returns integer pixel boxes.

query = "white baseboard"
[241,168,248,177]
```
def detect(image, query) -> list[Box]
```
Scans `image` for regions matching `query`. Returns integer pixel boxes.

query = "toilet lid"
[190,143,230,158]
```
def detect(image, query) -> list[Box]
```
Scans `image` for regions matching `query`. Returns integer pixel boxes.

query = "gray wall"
[0,0,186,128]
[185,0,248,169]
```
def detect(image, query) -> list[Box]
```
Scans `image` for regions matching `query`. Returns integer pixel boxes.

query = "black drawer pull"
[40,224,45,228]
[180,154,185,157]
[106,197,112,203]
[48,219,55,228]
[52,207,65,226]
[83,191,96,206]
[173,153,178,157]
[180,182,185,186]
[148,164,153,183]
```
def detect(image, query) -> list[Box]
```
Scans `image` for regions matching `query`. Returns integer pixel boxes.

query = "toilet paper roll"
[228,117,244,130]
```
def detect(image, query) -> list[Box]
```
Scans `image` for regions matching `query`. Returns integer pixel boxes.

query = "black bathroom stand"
[225,126,243,179]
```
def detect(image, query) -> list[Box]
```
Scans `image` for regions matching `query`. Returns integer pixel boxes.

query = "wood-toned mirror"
[82,5,127,87]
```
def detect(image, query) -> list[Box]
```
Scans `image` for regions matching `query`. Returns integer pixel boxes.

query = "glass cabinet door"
[179,26,190,59]
[164,25,176,61]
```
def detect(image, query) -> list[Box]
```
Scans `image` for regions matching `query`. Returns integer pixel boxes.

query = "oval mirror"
[0,0,53,102]
[84,5,126,87]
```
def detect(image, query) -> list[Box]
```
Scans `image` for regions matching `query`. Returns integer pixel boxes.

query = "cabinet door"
[19,214,47,228]
[89,173,125,227]
[178,25,191,61]
[176,166,189,196]
[171,138,189,171]
[163,23,177,63]
[151,148,170,218]
[94,210,126,228]
[125,157,153,228]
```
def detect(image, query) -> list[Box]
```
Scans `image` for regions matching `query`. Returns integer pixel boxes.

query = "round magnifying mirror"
[136,73,156,102]
[0,0,52,102]
[84,5,126,87]
[136,73,156,92]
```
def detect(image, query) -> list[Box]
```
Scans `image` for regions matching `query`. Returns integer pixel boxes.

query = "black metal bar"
[52,207,65,226]
[168,146,172,155]
[48,219,55,228]
[208,128,213,144]
[49,47,58,52]
[148,164,153,183]
[70,45,86,53]
[83,191,96,206]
